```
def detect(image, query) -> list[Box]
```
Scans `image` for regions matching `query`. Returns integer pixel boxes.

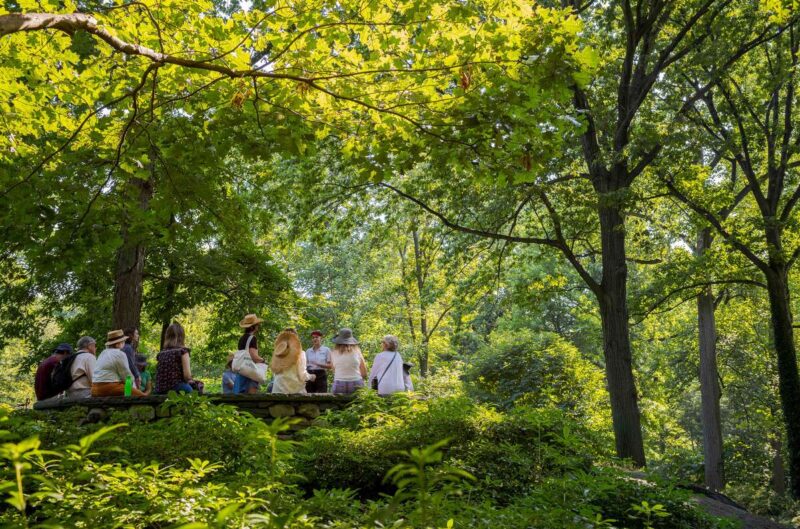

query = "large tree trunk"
[112,172,155,330]
[696,229,725,491]
[412,229,429,377]
[112,240,147,331]
[764,266,800,497]
[598,202,646,467]
[772,435,787,495]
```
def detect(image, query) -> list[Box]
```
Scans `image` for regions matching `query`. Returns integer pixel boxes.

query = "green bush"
[463,330,612,435]
[0,396,737,529]
[297,392,599,501]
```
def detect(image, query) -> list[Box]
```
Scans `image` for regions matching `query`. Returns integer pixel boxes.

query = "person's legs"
[332,380,358,394]
[306,369,326,393]
[173,382,193,393]
[235,374,260,394]
[66,388,92,399]
[91,382,125,397]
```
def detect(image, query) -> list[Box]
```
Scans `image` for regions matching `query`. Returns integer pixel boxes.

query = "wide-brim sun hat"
[332,328,359,345]
[239,314,264,328]
[105,329,128,346]
[135,353,148,367]
[271,329,302,373]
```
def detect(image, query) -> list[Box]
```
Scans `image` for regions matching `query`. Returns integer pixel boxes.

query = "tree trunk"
[397,244,418,344]
[112,241,147,331]
[412,229,429,377]
[696,229,725,491]
[598,202,646,467]
[764,266,800,498]
[112,169,155,330]
[772,435,787,495]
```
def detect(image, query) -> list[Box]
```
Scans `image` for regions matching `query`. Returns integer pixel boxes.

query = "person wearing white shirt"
[305,330,332,393]
[91,330,146,397]
[331,328,368,394]
[66,336,97,399]
[368,335,413,395]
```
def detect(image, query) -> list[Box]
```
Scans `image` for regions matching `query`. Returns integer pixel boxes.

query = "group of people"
[34,313,413,402]
[222,315,413,396]
[34,322,198,401]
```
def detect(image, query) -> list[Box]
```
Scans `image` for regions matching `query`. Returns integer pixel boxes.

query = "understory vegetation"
[1,392,734,529]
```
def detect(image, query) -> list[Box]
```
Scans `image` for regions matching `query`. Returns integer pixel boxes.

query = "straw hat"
[271,329,303,374]
[332,328,359,345]
[239,314,264,328]
[105,329,128,347]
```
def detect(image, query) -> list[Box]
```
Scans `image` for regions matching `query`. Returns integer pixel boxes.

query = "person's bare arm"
[359,357,368,379]
[181,352,193,381]
[248,347,265,363]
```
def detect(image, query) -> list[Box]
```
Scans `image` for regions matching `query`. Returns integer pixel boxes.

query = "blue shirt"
[222,370,236,394]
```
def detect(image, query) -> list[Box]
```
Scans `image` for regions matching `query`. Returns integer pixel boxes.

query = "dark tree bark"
[112,163,155,330]
[696,230,725,491]
[412,229,430,377]
[764,264,800,497]
[597,202,646,466]
[772,435,787,495]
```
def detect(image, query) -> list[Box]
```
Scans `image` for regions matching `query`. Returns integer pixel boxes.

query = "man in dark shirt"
[122,327,141,388]
[34,343,73,400]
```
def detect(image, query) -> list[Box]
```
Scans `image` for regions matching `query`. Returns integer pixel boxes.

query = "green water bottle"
[124,376,132,396]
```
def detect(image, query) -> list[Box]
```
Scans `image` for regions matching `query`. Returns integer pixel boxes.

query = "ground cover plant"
[0,393,737,529]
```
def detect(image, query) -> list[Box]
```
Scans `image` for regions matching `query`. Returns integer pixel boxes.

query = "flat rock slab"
[33,393,355,411]
[33,394,355,431]
[695,496,793,529]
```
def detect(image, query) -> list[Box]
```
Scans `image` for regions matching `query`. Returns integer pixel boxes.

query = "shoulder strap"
[377,353,399,386]
[245,334,254,350]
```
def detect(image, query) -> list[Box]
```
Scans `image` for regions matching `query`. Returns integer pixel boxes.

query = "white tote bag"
[232,335,268,383]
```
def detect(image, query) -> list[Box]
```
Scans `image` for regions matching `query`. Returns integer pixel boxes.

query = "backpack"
[50,352,88,396]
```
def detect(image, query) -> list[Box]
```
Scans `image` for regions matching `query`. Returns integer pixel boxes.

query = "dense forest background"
[3,0,800,527]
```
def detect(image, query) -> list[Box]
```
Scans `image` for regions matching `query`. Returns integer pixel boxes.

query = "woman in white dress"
[271,329,314,394]
[368,335,413,395]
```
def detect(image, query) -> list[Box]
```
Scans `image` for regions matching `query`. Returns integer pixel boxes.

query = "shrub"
[463,331,610,428]
[295,392,598,502]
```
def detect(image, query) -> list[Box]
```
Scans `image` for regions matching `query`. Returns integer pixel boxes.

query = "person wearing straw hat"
[271,329,314,394]
[91,330,146,397]
[330,328,368,395]
[234,314,267,394]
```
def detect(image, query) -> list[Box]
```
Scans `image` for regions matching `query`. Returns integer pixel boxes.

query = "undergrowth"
[0,392,736,528]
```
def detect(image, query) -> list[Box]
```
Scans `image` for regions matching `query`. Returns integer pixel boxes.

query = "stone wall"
[33,393,355,430]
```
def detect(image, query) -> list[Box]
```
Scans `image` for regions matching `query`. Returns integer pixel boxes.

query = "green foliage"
[385,439,475,528]
[301,392,610,504]
[463,329,612,433]
[0,394,740,529]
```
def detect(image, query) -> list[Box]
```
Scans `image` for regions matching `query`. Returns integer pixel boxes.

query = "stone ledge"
[33,392,355,411]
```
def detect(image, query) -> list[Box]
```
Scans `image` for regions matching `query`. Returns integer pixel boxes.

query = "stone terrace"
[33,393,355,430]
